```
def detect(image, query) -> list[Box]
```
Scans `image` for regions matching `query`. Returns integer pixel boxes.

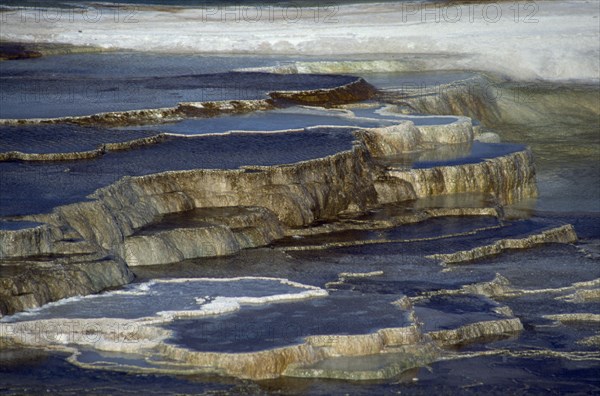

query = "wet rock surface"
[1,53,597,393]
[0,255,134,316]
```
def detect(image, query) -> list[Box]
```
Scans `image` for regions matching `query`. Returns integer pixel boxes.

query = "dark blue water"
[125,110,385,136]
[3,348,597,395]
[413,142,526,169]
[0,67,357,118]
[414,293,505,333]
[274,215,502,248]
[0,349,235,395]
[0,220,43,230]
[164,291,409,353]
[326,218,573,263]
[2,279,307,321]
[0,125,155,154]
[0,128,355,217]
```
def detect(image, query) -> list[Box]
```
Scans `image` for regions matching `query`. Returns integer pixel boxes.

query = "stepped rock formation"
[359,119,474,156]
[1,285,526,381]
[375,149,537,206]
[360,119,537,205]
[124,207,285,266]
[427,224,577,264]
[387,77,503,126]
[0,78,375,128]
[0,114,549,314]
[382,75,600,130]
[0,97,574,380]
[0,76,568,321]
[428,318,523,346]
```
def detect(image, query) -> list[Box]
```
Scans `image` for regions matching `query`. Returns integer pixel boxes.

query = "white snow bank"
[1,1,598,81]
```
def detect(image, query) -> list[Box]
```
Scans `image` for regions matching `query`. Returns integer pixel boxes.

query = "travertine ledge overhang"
[0,118,543,315]
[0,76,556,317]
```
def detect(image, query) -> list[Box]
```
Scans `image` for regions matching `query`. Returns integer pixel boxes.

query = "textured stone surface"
[0,256,133,316]
[427,224,578,264]
[124,207,285,266]
[0,92,546,315]
[376,149,538,206]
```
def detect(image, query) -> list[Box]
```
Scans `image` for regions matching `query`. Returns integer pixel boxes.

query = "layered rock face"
[0,141,378,313]
[0,73,555,318]
[427,224,578,264]
[360,119,474,156]
[376,149,537,205]
[0,256,133,316]
[2,81,588,382]
[8,121,538,263]
[0,224,62,258]
[124,207,283,266]
[0,114,545,314]
[366,120,537,205]
[42,144,378,263]
[382,75,600,130]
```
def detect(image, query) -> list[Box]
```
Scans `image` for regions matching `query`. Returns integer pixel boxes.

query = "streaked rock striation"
[269,77,377,106]
[0,224,62,259]
[427,224,577,264]
[428,318,523,346]
[0,135,166,162]
[543,314,600,323]
[0,256,133,316]
[123,207,285,266]
[375,148,538,206]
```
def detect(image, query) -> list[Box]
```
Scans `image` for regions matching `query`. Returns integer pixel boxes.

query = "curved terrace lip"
[0,71,364,120]
[0,113,533,221]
